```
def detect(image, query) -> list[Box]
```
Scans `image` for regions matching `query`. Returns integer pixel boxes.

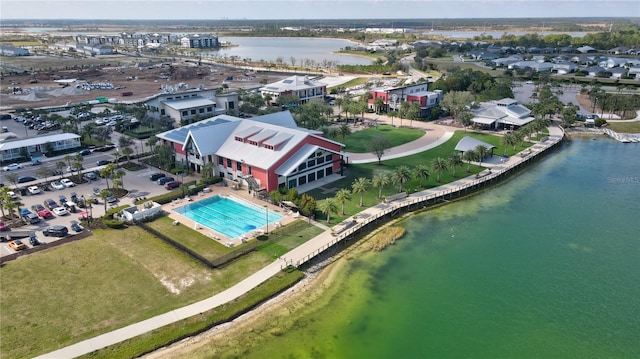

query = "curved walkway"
[38,122,563,359]
[348,130,455,164]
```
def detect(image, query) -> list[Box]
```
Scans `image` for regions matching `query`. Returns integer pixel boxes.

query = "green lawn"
[146,216,236,261]
[0,222,310,359]
[328,77,369,90]
[606,121,640,133]
[330,124,425,153]
[309,130,534,225]
[257,220,325,259]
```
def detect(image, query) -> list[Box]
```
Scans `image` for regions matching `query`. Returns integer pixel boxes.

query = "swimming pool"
[174,195,283,239]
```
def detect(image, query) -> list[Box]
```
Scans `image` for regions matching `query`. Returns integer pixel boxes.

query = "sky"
[1,0,638,20]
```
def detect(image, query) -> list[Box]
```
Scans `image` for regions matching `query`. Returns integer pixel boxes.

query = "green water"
[245,138,640,359]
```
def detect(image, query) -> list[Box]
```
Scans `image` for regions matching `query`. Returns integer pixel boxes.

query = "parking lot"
[0,162,184,257]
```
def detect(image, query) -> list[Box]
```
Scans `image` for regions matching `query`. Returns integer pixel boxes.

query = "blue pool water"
[174,195,283,239]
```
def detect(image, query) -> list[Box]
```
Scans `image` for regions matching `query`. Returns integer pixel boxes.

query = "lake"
[228,137,640,358]
[203,37,373,66]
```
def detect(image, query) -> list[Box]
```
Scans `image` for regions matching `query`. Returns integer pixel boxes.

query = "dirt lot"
[0,55,289,111]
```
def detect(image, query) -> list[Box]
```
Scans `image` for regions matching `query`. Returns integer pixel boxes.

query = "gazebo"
[455,136,496,158]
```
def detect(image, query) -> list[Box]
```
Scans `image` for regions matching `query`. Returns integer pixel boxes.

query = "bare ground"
[0,56,289,111]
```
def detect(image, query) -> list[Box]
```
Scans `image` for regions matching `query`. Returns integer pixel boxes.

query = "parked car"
[63,201,77,213]
[83,172,97,181]
[70,220,83,232]
[53,207,69,216]
[7,191,18,199]
[29,234,41,246]
[105,192,117,203]
[31,204,54,219]
[0,221,8,231]
[17,176,37,183]
[60,178,76,188]
[22,212,41,224]
[96,160,112,166]
[27,186,42,195]
[164,180,182,190]
[9,240,27,251]
[43,198,59,210]
[149,172,165,181]
[50,181,65,190]
[157,177,175,185]
[58,195,67,204]
[78,149,91,156]
[3,163,23,171]
[67,166,84,173]
[42,225,68,237]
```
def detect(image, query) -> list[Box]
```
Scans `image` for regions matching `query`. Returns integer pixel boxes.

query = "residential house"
[609,67,628,79]
[607,47,630,55]
[508,61,554,72]
[584,66,612,77]
[599,57,628,69]
[552,62,577,74]
[577,45,597,54]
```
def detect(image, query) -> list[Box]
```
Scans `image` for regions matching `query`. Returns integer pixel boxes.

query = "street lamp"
[264,205,269,234]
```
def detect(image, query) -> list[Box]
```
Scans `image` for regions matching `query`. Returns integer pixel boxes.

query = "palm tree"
[100,163,116,190]
[462,149,477,173]
[501,133,516,156]
[372,171,390,199]
[475,145,489,167]
[413,164,430,188]
[391,165,412,192]
[99,189,111,213]
[114,169,126,189]
[318,197,338,224]
[121,146,134,163]
[6,199,22,220]
[351,177,371,207]
[0,187,12,218]
[447,153,464,177]
[339,124,351,142]
[55,161,66,179]
[430,157,448,183]
[335,188,352,215]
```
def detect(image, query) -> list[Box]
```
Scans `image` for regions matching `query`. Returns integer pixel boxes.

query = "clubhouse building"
[470,98,535,130]
[156,111,345,193]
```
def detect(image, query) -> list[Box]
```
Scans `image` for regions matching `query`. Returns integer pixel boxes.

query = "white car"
[27,186,42,195]
[52,207,69,216]
[60,179,76,188]
[7,191,18,199]
[50,181,65,190]
[3,163,23,171]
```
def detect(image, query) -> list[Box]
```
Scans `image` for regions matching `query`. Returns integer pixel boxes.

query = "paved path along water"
[38,122,565,358]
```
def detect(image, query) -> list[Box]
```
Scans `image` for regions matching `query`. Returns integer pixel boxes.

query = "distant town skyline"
[1,0,639,21]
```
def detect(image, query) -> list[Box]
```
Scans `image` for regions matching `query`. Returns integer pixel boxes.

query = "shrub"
[102,205,130,229]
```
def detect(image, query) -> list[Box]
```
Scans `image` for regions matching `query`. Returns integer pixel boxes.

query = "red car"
[164,180,182,190]
[37,208,54,219]
[0,221,8,231]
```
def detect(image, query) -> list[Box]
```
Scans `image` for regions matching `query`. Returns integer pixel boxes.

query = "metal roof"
[0,133,80,151]
[162,97,215,110]
[157,116,233,144]
[275,144,318,176]
[454,136,496,152]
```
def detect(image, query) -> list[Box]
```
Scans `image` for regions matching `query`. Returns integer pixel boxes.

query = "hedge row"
[102,205,130,229]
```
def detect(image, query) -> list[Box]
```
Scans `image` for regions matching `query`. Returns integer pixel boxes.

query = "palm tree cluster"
[0,187,23,221]
[500,118,550,156]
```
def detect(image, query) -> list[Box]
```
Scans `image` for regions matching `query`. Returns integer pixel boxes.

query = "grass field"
[0,219,321,359]
[606,121,640,133]
[330,124,425,153]
[309,130,533,224]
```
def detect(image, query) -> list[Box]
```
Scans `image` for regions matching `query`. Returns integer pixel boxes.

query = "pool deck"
[163,184,299,247]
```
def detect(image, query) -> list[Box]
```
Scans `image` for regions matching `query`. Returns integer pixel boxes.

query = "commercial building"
[368,83,443,117]
[0,133,81,161]
[156,111,345,193]
[260,75,326,106]
[0,45,29,56]
[470,98,534,131]
[145,89,238,124]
